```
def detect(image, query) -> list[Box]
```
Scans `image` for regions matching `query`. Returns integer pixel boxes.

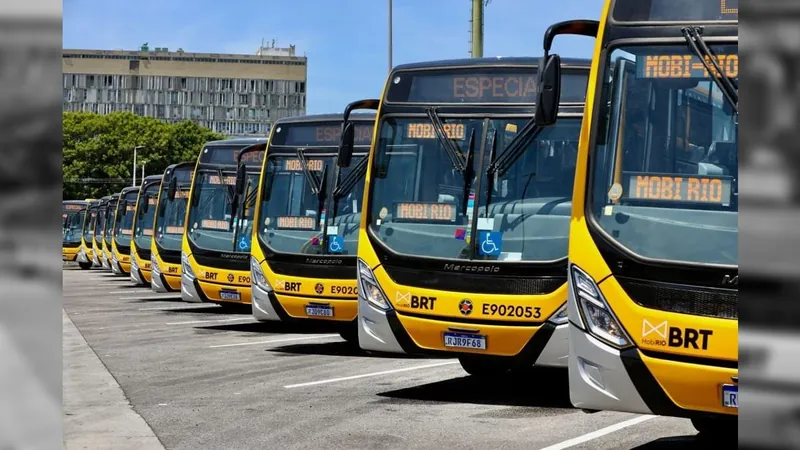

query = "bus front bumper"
[252,283,357,323]
[357,295,568,366]
[568,324,739,418]
[152,271,179,293]
[76,249,90,264]
[181,274,203,303]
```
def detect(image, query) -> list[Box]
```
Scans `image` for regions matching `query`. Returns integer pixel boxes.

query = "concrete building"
[62,43,307,137]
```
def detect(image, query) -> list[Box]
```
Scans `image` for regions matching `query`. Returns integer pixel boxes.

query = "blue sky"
[63,0,602,114]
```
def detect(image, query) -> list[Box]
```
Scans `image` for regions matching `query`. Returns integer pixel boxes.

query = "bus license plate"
[722,384,738,408]
[444,332,486,350]
[219,290,240,301]
[305,305,334,317]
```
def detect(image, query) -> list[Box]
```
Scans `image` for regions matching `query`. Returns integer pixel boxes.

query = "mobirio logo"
[641,319,713,350]
[442,264,500,273]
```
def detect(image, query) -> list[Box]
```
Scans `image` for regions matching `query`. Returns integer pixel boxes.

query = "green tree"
[62,111,225,199]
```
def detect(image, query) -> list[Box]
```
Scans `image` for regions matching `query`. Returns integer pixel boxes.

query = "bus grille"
[384,266,566,295]
[617,278,737,320]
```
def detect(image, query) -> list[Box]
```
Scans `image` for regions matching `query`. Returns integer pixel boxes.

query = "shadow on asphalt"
[374,367,573,409]
[632,433,737,449]
[269,340,445,360]
[198,320,341,334]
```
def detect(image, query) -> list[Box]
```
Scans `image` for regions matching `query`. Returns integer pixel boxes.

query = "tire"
[78,262,93,270]
[458,356,514,378]
[692,416,736,436]
[339,323,359,346]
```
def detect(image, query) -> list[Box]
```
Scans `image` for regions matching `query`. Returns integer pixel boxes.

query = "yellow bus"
[62,200,87,263]
[532,0,738,434]
[337,57,591,374]
[76,199,99,269]
[110,186,139,276]
[130,175,163,286]
[151,162,194,293]
[101,193,120,270]
[247,113,376,342]
[93,196,112,269]
[181,138,267,308]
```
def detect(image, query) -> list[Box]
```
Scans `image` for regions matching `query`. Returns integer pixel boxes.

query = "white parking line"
[109,290,156,294]
[165,317,254,325]
[119,294,181,300]
[209,334,340,348]
[139,304,220,311]
[538,415,656,450]
[284,361,459,389]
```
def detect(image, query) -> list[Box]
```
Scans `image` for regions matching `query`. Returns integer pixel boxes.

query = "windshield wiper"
[486,118,544,178]
[332,155,368,200]
[426,107,467,173]
[681,26,738,114]
[484,129,499,211]
[460,129,477,215]
[296,149,323,195]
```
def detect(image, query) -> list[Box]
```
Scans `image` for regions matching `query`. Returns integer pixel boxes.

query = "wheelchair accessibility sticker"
[238,236,251,252]
[478,231,502,257]
[328,235,344,253]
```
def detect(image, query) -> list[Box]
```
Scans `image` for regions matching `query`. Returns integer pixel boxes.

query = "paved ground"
[63,266,724,450]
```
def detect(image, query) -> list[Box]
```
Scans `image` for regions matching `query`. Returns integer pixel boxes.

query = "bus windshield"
[134,183,160,250]
[590,44,738,266]
[104,200,117,246]
[186,169,260,253]
[368,116,581,261]
[62,206,84,244]
[114,193,137,247]
[95,205,106,241]
[155,178,189,252]
[257,152,366,255]
[83,206,97,244]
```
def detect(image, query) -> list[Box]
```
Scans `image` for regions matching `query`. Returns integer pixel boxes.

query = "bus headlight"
[571,265,631,349]
[151,256,160,274]
[357,258,392,311]
[548,303,569,325]
[112,248,119,264]
[131,255,139,270]
[250,256,271,292]
[181,253,196,279]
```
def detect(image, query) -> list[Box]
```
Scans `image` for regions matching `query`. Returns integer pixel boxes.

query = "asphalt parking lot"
[63,266,724,450]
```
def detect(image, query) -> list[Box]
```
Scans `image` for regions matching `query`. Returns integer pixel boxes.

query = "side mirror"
[338,122,355,169]
[167,177,177,201]
[235,163,247,196]
[535,54,562,126]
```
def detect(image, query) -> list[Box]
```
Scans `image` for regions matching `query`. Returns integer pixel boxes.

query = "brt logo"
[641,319,713,350]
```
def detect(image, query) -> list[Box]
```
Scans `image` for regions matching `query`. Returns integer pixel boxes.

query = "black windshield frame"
[364,108,584,270]
[583,33,738,270]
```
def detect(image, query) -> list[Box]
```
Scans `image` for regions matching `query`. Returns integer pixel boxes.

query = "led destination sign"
[283,159,325,172]
[623,173,733,206]
[199,146,265,166]
[638,54,738,79]
[406,123,466,140]
[393,202,458,223]
[271,122,374,147]
[612,0,737,22]
[387,68,589,104]
[275,216,317,230]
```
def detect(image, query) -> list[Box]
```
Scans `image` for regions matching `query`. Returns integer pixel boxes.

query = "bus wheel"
[339,324,359,346]
[692,416,736,436]
[458,356,513,378]
[78,262,93,270]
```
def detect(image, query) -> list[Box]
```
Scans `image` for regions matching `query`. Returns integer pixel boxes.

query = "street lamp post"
[133,146,145,186]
